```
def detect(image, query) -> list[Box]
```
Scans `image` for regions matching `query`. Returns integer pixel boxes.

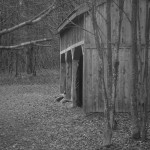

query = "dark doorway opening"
[76,52,83,107]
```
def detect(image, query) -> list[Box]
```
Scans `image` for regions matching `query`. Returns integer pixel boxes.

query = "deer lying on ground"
[55,92,72,104]
[55,92,66,102]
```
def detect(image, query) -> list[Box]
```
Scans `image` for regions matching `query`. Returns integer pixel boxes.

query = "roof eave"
[57,3,89,33]
[57,1,106,33]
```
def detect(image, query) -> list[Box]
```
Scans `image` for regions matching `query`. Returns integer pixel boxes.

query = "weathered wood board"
[59,0,150,113]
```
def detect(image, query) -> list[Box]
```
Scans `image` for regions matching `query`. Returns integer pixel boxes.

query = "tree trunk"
[32,48,36,76]
[91,0,113,146]
[30,46,34,74]
[0,44,2,72]
[103,0,113,146]
[15,50,19,77]
[106,0,115,131]
[111,0,124,130]
[131,0,140,140]
[27,45,34,74]
[141,0,149,141]
[9,51,14,74]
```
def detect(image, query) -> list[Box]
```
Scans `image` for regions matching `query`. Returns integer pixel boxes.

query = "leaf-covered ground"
[0,69,150,150]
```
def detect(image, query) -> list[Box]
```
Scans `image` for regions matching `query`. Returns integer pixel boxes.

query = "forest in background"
[0,0,86,76]
[1,0,150,148]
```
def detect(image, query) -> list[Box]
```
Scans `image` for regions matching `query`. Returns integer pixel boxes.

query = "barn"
[58,0,150,113]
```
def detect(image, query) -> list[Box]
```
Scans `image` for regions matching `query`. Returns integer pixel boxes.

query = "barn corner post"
[60,53,66,94]
[71,48,78,107]
[81,44,85,111]
[65,51,72,100]
[71,45,84,108]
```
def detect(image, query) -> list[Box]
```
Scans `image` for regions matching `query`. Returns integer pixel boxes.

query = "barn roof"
[57,1,106,33]
[57,3,88,33]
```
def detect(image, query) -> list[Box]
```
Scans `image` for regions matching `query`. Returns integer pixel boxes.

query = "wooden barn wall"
[137,47,150,110]
[115,47,132,112]
[83,47,150,113]
[83,0,150,113]
[116,47,150,112]
[96,0,148,46]
[83,13,104,113]
[59,0,150,113]
[83,48,103,113]
[60,15,84,51]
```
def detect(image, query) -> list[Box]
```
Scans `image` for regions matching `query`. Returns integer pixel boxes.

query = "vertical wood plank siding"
[84,12,103,113]
[83,0,150,112]
[59,0,150,113]
[60,15,84,51]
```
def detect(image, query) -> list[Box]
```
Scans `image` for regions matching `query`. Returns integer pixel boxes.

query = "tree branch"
[112,0,131,24]
[0,0,56,36]
[34,44,52,47]
[0,38,52,49]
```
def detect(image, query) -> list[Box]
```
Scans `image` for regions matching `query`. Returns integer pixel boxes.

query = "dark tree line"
[0,0,88,77]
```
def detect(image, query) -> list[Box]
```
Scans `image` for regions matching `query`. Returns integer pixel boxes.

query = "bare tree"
[91,0,113,146]
[0,38,52,49]
[141,0,150,141]
[111,0,124,130]
[131,0,140,140]
[0,0,57,74]
[0,1,56,36]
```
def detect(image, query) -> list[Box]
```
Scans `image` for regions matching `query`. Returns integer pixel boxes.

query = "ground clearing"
[0,69,150,150]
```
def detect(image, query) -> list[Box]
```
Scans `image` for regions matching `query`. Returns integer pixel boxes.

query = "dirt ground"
[0,70,150,150]
[0,70,103,150]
